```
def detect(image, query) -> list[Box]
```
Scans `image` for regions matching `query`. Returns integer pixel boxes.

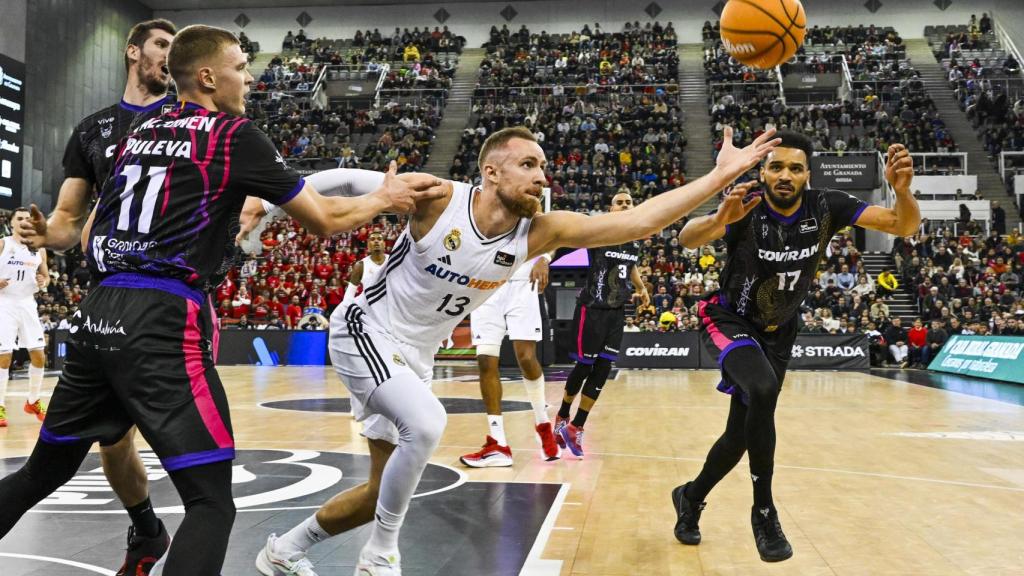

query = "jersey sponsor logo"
[91,236,158,272]
[603,250,639,262]
[790,344,866,358]
[443,228,461,251]
[423,263,507,291]
[493,251,515,267]
[68,310,127,336]
[122,136,193,159]
[97,116,114,139]
[625,343,691,357]
[437,255,452,265]
[736,277,755,315]
[104,144,117,158]
[757,244,819,262]
[799,218,818,233]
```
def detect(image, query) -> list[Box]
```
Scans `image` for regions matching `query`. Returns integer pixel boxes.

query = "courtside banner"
[810,155,877,190]
[698,333,869,370]
[217,330,328,366]
[929,335,1024,384]
[617,331,701,369]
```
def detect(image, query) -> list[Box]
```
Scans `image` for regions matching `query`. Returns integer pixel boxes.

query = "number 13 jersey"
[715,187,866,331]
[357,182,533,349]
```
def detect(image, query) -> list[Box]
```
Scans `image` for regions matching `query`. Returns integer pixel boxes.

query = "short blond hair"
[478,126,537,170]
[168,25,239,90]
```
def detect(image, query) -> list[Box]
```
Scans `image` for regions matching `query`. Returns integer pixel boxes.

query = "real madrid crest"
[392,353,406,366]
[443,228,461,251]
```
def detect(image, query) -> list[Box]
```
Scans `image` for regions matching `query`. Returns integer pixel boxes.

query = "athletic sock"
[276,513,331,556]
[0,366,8,407]
[366,503,403,553]
[27,365,44,404]
[571,407,590,428]
[557,399,572,420]
[126,496,161,539]
[487,414,507,446]
[523,376,548,425]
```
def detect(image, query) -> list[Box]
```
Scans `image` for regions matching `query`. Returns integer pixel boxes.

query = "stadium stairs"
[421,48,486,177]
[859,251,919,322]
[905,38,1020,231]
[679,44,719,217]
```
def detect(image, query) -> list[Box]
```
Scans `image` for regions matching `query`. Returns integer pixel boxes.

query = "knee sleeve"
[475,344,501,358]
[565,363,592,396]
[397,396,447,459]
[161,461,236,575]
[721,345,780,408]
[0,439,90,536]
[581,358,612,400]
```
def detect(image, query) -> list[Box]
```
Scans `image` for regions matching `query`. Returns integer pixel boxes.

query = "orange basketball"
[719,0,806,69]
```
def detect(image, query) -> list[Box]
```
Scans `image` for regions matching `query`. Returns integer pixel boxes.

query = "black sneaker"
[116,520,170,576]
[671,482,705,545]
[751,506,793,562]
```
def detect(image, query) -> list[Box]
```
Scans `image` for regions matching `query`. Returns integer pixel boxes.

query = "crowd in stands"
[477,22,678,92]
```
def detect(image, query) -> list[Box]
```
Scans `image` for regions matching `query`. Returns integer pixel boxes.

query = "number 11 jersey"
[86,102,304,292]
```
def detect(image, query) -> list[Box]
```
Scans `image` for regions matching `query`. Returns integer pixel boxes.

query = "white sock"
[366,502,403,554]
[523,376,549,425]
[276,513,330,557]
[487,414,507,446]
[28,365,44,404]
[0,366,8,407]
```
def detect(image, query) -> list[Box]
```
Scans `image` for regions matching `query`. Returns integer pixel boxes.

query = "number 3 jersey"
[577,241,641,310]
[716,187,866,331]
[356,182,533,350]
[86,102,304,291]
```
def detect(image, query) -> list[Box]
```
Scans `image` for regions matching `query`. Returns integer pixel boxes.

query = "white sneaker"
[353,547,401,576]
[256,534,319,576]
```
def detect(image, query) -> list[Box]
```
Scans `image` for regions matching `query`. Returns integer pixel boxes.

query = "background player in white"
[253,125,779,576]
[460,252,559,467]
[344,230,387,419]
[0,207,49,427]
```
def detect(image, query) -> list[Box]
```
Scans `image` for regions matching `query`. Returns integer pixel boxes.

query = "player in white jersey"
[0,208,50,427]
[253,125,780,576]
[342,230,387,420]
[460,253,560,467]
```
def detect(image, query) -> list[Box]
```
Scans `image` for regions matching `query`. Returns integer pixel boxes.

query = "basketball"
[719,0,807,69]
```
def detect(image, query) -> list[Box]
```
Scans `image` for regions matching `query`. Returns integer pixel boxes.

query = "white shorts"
[329,303,433,445]
[470,280,542,347]
[0,298,45,353]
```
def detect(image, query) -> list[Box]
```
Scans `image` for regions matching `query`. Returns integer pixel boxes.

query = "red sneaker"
[536,422,560,461]
[559,423,585,459]
[0,405,7,427]
[24,400,46,422]
[459,435,513,468]
[553,416,568,449]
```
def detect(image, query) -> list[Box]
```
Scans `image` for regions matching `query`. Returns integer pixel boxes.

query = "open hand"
[712,181,762,226]
[715,126,780,182]
[381,161,444,214]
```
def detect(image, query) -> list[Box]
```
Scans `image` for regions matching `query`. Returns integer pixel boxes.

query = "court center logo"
[1,449,463,514]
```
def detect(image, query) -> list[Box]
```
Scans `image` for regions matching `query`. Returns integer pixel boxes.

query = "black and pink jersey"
[714,187,866,330]
[86,101,303,293]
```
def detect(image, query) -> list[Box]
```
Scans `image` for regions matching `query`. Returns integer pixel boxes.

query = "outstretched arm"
[527,128,778,257]
[679,181,762,249]
[854,144,920,237]
[17,178,92,251]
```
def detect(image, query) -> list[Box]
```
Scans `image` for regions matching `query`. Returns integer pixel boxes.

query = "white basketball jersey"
[510,255,540,282]
[360,254,387,287]
[357,182,533,348]
[0,236,42,300]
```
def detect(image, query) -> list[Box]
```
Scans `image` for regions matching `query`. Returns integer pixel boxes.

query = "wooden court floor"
[1,365,1023,576]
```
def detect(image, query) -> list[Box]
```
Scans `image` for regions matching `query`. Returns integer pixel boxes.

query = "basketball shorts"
[697,295,795,402]
[329,302,433,445]
[569,303,625,365]
[0,297,46,352]
[470,279,542,347]
[41,273,233,472]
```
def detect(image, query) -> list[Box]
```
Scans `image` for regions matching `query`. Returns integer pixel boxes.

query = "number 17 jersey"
[716,188,866,331]
[86,102,304,292]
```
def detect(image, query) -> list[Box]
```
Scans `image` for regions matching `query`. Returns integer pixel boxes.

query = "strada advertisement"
[622,332,869,370]
[929,335,1024,384]
[811,155,877,190]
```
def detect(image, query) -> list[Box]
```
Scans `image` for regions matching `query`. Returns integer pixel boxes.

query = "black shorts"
[569,303,625,365]
[697,296,796,402]
[42,273,233,472]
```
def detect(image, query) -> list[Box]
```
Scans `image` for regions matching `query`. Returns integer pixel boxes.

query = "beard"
[765,183,802,210]
[497,185,542,218]
[139,55,169,96]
